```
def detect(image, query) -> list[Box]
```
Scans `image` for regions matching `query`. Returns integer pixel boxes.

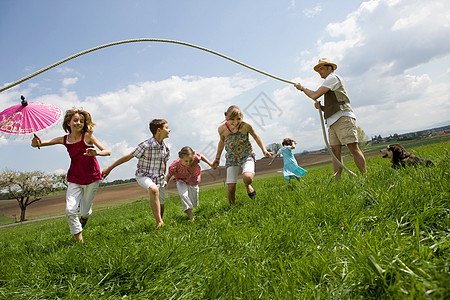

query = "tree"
[0,170,55,221]
[266,142,281,154]
[52,173,68,190]
[356,126,370,149]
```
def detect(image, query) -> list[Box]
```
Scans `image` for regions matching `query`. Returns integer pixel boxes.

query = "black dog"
[380,144,433,168]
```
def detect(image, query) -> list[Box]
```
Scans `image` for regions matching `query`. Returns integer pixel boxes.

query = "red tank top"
[64,132,102,185]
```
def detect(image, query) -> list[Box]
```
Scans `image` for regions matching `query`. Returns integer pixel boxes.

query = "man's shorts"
[328,116,359,146]
[226,157,255,184]
[136,175,165,204]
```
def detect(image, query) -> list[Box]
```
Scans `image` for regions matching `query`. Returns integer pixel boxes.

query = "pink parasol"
[0,96,62,139]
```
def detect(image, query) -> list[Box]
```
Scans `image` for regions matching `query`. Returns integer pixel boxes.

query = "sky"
[1,0,449,181]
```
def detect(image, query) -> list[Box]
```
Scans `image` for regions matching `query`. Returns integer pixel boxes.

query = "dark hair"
[178,146,195,158]
[149,119,167,135]
[63,107,95,133]
[282,138,296,146]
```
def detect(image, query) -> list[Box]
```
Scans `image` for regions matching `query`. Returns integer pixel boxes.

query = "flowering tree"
[52,173,68,189]
[0,170,55,221]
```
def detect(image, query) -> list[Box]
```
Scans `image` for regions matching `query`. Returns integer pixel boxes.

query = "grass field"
[0,141,449,299]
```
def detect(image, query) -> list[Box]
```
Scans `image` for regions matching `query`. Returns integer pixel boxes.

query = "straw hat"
[313,58,337,72]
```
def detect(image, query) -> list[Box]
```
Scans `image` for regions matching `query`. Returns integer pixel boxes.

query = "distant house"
[434,130,450,135]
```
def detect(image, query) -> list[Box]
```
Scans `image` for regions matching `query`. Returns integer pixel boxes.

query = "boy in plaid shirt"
[102,119,170,228]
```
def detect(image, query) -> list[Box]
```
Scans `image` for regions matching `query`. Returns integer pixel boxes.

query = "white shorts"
[136,176,165,204]
[226,158,255,184]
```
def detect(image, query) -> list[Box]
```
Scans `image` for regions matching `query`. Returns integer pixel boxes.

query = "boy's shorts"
[136,175,165,204]
[328,116,359,146]
[226,157,255,184]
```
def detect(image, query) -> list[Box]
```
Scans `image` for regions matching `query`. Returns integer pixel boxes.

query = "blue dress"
[277,146,307,181]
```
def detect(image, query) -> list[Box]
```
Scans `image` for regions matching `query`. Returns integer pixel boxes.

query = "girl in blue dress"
[268,138,307,183]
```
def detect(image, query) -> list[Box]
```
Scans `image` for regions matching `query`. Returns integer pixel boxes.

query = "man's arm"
[295,84,330,101]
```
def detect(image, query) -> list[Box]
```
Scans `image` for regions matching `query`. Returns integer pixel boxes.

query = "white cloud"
[56,67,76,75]
[302,4,322,18]
[316,0,450,76]
[62,77,78,87]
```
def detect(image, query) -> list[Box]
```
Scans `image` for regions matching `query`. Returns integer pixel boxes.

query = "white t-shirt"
[321,73,356,127]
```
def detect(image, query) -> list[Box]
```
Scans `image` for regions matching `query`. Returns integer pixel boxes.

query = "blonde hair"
[63,107,95,133]
[224,105,243,120]
[178,146,195,158]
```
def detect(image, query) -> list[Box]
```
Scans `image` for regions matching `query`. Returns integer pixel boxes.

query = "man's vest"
[323,74,353,119]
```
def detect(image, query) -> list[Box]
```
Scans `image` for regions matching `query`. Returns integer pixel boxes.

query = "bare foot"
[74,232,84,243]
[156,222,165,229]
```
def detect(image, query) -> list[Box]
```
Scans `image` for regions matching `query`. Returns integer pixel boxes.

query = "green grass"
[0,215,16,226]
[0,142,449,299]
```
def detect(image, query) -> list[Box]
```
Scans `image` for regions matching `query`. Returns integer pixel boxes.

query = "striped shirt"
[131,137,170,185]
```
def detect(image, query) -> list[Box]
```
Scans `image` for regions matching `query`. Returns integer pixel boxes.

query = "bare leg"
[227,183,237,204]
[331,145,343,180]
[347,142,367,174]
[242,172,254,193]
[74,232,83,243]
[149,185,164,228]
[185,209,194,221]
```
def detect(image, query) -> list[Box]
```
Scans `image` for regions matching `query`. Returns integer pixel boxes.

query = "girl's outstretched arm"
[31,134,64,148]
[85,133,111,157]
[102,153,134,178]
[212,127,225,169]
[164,173,172,187]
[200,154,214,168]
[247,123,273,158]
[268,153,279,166]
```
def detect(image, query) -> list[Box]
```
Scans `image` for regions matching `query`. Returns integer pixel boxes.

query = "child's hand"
[264,151,274,158]
[31,134,41,149]
[84,148,98,156]
[102,168,111,179]
[212,159,220,169]
[164,180,168,187]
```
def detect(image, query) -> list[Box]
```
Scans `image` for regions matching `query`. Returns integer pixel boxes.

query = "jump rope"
[0,38,356,176]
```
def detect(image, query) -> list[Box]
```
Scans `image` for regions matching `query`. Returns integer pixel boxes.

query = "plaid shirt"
[131,137,170,185]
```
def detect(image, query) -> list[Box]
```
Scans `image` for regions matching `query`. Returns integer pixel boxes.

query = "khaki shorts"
[328,116,358,146]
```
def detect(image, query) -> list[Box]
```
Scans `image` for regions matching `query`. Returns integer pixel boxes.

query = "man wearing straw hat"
[295,58,366,179]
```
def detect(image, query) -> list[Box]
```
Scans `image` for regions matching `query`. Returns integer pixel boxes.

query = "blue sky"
[1,0,449,181]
